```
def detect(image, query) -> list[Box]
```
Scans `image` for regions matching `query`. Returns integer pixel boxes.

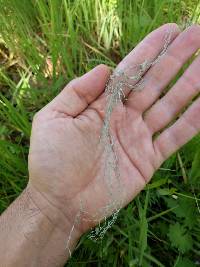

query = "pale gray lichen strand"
[88,26,175,241]
[66,26,175,247]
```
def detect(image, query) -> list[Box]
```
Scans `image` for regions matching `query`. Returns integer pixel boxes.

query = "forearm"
[0,185,81,267]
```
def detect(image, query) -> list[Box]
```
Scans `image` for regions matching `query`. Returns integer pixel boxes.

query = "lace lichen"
[66,25,180,250]
[88,26,175,241]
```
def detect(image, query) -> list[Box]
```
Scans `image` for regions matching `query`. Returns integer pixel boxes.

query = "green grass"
[0,0,200,266]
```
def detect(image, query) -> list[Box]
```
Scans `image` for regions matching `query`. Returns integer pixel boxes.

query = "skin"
[1,23,200,266]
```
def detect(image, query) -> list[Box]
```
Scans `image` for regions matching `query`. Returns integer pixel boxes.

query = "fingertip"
[159,22,181,34]
[97,63,112,72]
[93,64,112,78]
[165,22,181,31]
[78,64,111,82]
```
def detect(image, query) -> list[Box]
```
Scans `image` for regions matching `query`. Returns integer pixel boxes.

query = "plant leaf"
[168,223,193,253]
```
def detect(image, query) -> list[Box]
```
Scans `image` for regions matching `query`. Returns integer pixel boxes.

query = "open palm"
[28,23,200,234]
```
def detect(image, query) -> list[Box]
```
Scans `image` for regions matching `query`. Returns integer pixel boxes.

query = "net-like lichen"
[66,25,176,251]
[88,25,175,241]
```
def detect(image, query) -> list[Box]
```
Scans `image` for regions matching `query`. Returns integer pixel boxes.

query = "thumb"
[50,64,111,117]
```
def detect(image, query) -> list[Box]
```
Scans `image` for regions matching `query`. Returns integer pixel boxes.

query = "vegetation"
[0,0,200,266]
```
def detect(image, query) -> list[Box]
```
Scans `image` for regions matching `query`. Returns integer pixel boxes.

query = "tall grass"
[0,0,200,266]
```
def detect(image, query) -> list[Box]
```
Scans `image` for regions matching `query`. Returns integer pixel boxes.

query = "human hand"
[28,23,200,240]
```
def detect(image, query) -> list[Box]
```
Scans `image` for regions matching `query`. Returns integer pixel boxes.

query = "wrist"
[0,185,82,267]
[26,183,82,254]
